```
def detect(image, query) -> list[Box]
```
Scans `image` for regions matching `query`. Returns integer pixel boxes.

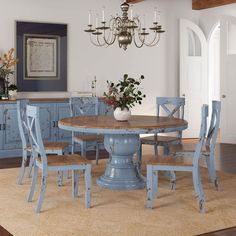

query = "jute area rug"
[0,157,236,236]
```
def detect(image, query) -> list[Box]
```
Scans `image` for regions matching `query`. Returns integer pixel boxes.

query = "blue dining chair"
[173,101,221,191]
[26,105,91,213]
[69,97,104,165]
[137,97,185,166]
[17,99,69,185]
[146,104,208,213]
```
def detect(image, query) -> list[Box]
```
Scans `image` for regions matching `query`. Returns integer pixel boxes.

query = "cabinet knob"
[222,94,226,98]
[182,94,185,97]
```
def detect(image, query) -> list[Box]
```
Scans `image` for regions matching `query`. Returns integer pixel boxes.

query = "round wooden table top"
[58,115,188,135]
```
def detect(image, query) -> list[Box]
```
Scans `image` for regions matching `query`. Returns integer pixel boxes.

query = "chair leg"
[147,165,154,209]
[28,165,39,202]
[163,145,170,155]
[36,172,48,214]
[72,170,79,198]
[152,171,158,198]
[192,165,205,213]
[154,143,158,156]
[71,139,75,154]
[170,171,176,190]
[137,143,142,170]
[81,142,86,157]
[85,165,91,208]
[205,153,219,191]
[27,152,35,178]
[18,149,28,184]
[95,143,99,165]
[57,171,63,187]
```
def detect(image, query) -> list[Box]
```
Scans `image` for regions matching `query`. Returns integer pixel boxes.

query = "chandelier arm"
[96,34,107,46]
[133,34,145,48]
[143,33,161,47]
[102,18,118,45]
[143,32,159,47]
[103,32,117,46]
[89,34,104,47]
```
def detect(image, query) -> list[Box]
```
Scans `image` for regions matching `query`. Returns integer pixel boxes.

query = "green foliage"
[103,74,146,110]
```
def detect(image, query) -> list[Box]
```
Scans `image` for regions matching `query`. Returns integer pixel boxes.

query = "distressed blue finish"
[175,101,221,191]
[26,105,92,213]
[0,102,22,151]
[17,100,69,185]
[70,97,104,164]
[59,116,188,190]
[0,99,110,158]
[138,97,185,165]
[146,105,208,213]
[97,134,145,189]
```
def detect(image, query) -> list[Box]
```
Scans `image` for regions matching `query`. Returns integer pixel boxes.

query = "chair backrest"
[193,104,208,162]
[69,97,99,117]
[156,97,185,118]
[26,105,47,167]
[156,97,185,138]
[206,101,221,152]
[17,99,30,149]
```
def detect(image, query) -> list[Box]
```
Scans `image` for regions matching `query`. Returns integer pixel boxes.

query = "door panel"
[220,16,236,143]
[180,19,208,138]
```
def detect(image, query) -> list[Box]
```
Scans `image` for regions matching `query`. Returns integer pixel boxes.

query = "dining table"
[58,115,188,190]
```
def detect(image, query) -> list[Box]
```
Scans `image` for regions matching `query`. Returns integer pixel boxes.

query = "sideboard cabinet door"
[2,103,21,150]
[56,102,71,142]
[35,103,56,142]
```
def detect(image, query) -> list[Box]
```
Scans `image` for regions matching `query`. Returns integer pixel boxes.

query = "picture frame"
[16,21,67,92]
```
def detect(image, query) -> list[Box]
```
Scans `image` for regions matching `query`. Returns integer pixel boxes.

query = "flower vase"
[114,107,131,121]
[8,90,17,100]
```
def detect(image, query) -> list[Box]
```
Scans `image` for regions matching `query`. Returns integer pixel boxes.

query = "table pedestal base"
[96,134,145,190]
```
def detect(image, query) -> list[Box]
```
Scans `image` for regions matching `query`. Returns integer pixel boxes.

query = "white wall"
[0,0,199,115]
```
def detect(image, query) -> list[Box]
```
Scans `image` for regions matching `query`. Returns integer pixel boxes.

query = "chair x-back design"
[17,100,69,185]
[146,104,208,213]
[69,97,104,164]
[26,105,91,213]
[138,97,185,166]
[174,101,221,190]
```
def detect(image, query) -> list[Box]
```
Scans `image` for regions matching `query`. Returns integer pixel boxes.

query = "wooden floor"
[0,141,235,236]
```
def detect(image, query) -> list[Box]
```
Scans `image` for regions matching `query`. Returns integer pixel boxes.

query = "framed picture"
[16,21,67,92]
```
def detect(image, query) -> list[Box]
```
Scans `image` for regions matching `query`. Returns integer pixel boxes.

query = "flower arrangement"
[0,48,18,98]
[0,48,18,79]
[103,74,146,110]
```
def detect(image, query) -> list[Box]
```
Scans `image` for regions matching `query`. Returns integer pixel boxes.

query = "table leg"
[96,134,146,190]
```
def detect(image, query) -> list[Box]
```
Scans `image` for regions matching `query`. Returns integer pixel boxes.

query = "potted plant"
[0,48,18,99]
[8,83,17,99]
[103,74,146,121]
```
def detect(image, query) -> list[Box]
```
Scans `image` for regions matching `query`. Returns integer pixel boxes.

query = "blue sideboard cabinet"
[0,98,111,158]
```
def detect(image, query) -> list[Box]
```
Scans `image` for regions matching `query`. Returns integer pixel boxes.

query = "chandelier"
[84,1,165,50]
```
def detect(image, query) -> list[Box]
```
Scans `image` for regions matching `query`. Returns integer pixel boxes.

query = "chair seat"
[74,134,104,142]
[27,142,69,151]
[37,154,90,166]
[145,154,193,166]
[170,143,210,155]
[141,135,180,144]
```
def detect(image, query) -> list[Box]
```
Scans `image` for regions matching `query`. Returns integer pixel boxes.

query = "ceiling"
[127,0,236,10]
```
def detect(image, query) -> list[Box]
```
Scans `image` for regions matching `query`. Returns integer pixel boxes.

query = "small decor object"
[8,84,17,100]
[0,48,18,100]
[103,74,145,121]
[91,76,97,96]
